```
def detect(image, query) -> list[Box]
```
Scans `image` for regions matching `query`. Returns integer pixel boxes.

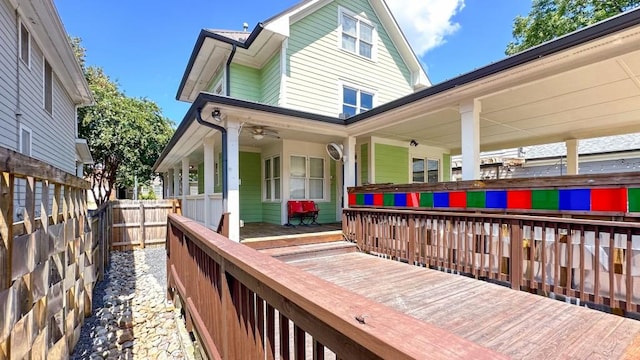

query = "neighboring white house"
[1,0,94,217]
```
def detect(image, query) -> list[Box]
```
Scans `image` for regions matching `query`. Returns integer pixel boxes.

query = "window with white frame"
[412,158,439,183]
[290,156,324,200]
[44,59,52,114]
[339,8,375,59]
[264,155,281,201]
[342,86,373,117]
[19,125,32,156]
[19,21,30,66]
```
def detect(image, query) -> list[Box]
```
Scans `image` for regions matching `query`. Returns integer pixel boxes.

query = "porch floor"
[284,251,640,359]
[239,222,342,241]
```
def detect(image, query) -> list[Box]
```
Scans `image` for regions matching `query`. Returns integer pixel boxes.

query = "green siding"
[197,163,204,194]
[317,160,337,223]
[360,143,369,184]
[262,203,282,224]
[207,70,225,93]
[260,52,281,105]
[442,154,451,182]
[230,63,261,102]
[239,152,262,223]
[375,144,408,184]
[286,0,414,116]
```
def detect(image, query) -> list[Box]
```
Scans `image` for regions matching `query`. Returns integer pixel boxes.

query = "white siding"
[285,0,415,116]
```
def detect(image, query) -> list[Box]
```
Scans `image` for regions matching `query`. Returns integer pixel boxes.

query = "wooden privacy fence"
[166,214,505,360]
[110,199,179,250]
[0,147,104,359]
[343,208,640,314]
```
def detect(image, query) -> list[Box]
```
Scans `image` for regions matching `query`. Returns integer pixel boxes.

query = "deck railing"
[166,214,504,359]
[343,208,640,313]
[182,193,223,230]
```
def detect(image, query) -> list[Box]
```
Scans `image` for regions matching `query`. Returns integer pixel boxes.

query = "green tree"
[72,38,174,204]
[506,0,640,55]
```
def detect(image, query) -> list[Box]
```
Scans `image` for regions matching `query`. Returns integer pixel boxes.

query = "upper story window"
[412,158,439,183]
[342,85,373,117]
[44,60,53,114]
[19,21,30,66]
[339,7,375,60]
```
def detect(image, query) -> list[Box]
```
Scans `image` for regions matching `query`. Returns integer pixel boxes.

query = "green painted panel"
[419,192,433,207]
[317,160,337,223]
[629,188,640,212]
[262,202,282,224]
[532,189,559,210]
[442,154,451,182]
[467,191,485,208]
[361,143,369,185]
[197,163,204,194]
[356,193,365,205]
[260,52,281,105]
[375,144,408,184]
[383,193,394,206]
[230,63,261,102]
[239,152,262,222]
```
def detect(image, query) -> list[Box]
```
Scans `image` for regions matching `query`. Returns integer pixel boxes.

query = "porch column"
[227,121,241,242]
[203,136,215,228]
[566,139,579,175]
[460,99,481,180]
[173,166,180,198]
[181,158,190,203]
[343,136,356,209]
[166,169,174,198]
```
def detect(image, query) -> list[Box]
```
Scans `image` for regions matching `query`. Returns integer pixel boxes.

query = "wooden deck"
[285,251,640,359]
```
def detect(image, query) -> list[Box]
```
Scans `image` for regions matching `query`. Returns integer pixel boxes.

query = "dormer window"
[339,7,375,60]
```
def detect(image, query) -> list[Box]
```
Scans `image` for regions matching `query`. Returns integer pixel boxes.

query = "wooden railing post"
[408,217,416,265]
[510,219,523,291]
[356,211,363,251]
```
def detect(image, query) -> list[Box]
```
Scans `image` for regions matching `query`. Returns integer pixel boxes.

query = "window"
[19,21,30,66]
[19,125,32,156]
[339,8,375,59]
[412,158,439,183]
[290,156,324,200]
[342,86,373,117]
[44,60,52,114]
[264,156,280,201]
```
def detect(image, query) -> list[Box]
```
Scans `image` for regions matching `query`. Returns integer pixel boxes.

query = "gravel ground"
[71,247,171,359]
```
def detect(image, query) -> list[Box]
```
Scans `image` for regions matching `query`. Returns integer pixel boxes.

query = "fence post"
[140,202,146,249]
[510,219,523,291]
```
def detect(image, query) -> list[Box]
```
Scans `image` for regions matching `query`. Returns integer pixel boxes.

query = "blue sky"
[55,0,533,124]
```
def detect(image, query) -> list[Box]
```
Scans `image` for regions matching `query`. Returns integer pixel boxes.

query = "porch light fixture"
[410,139,418,147]
[253,134,264,140]
[212,108,222,122]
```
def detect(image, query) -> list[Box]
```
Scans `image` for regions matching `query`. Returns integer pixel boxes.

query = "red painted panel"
[406,192,420,207]
[592,188,627,212]
[507,190,532,209]
[373,193,384,206]
[348,193,356,206]
[449,191,466,208]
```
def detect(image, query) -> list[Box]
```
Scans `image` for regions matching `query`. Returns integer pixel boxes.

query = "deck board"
[285,252,640,359]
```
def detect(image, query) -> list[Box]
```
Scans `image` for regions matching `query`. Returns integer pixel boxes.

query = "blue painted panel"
[364,193,374,206]
[559,189,590,211]
[433,192,450,208]
[486,191,507,209]
[394,193,407,206]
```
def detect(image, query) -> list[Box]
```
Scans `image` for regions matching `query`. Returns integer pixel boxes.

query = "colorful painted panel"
[350,187,637,213]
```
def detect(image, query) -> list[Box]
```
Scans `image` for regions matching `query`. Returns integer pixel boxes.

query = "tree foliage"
[506,0,640,55]
[71,37,174,204]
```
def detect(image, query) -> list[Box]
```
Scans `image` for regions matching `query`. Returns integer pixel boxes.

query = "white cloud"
[386,0,465,56]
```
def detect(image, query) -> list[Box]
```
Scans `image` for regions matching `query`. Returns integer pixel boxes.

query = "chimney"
[243,22,249,32]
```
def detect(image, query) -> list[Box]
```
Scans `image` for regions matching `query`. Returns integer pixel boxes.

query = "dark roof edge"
[153,93,345,171]
[345,7,640,124]
[175,23,265,101]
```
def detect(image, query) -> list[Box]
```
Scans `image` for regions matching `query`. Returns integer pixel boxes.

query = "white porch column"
[343,136,356,209]
[173,166,180,198]
[566,139,579,175]
[181,158,190,202]
[227,121,241,242]
[460,99,481,180]
[203,136,215,228]
[166,170,174,198]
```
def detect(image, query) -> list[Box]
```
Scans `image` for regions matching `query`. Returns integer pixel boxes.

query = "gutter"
[176,24,265,101]
[195,107,228,211]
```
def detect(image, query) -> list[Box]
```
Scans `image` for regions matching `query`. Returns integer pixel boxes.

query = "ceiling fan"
[245,125,280,140]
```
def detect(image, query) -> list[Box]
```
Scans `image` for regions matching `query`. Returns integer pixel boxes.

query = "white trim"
[337,6,378,62]
[279,39,288,106]
[18,18,31,68]
[263,154,282,201]
[19,124,32,156]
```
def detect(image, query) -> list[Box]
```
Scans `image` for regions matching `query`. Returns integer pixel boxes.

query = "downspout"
[196,107,228,211]
[225,44,236,97]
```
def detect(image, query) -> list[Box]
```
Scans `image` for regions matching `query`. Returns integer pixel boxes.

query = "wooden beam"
[0,148,90,189]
